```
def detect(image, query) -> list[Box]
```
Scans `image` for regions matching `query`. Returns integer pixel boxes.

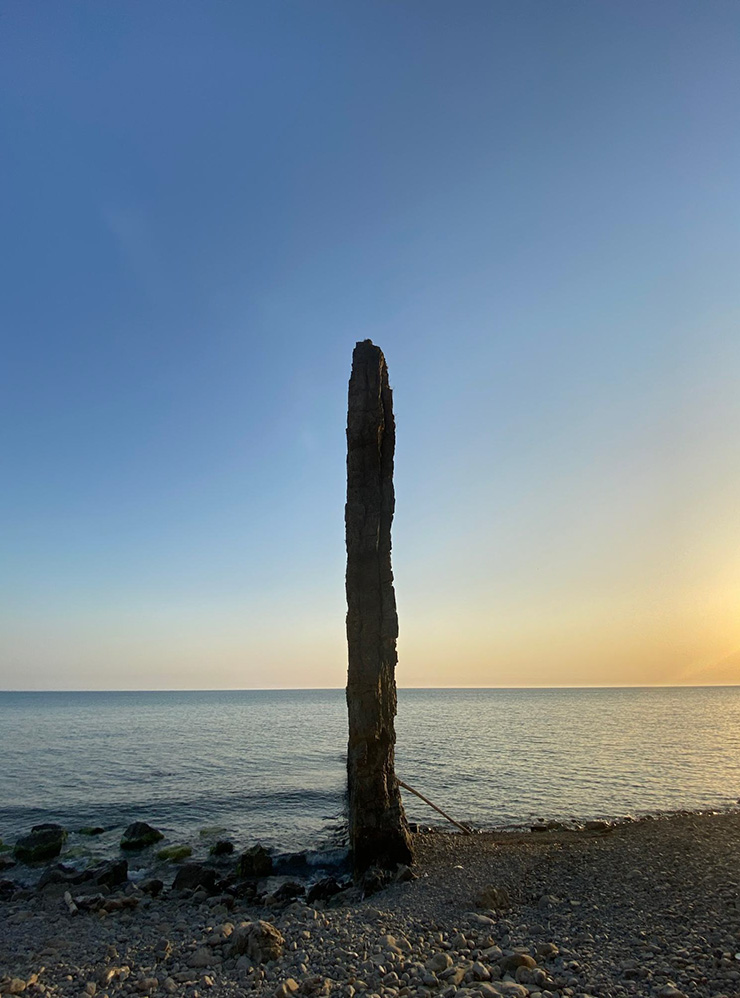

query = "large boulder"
[228,920,285,962]
[14,824,67,862]
[120,822,164,850]
[236,844,272,878]
[172,863,217,892]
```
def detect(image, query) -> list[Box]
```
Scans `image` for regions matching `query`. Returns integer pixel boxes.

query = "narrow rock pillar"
[345,339,413,876]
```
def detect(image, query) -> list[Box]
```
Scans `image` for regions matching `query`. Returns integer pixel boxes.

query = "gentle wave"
[2,687,739,858]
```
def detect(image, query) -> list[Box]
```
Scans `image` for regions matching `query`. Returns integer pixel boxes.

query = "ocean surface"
[2,687,739,874]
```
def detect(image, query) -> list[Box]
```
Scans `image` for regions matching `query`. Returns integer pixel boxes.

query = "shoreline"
[3,801,740,892]
[3,810,739,998]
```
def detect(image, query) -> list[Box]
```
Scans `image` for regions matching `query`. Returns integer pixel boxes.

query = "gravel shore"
[2,812,738,998]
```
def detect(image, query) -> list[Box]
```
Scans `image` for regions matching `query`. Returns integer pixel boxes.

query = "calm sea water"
[1,687,739,870]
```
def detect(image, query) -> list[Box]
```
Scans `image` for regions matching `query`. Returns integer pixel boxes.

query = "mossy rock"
[198,826,227,839]
[157,844,192,862]
[120,821,164,851]
[0,840,11,854]
[14,824,67,863]
[78,826,105,836]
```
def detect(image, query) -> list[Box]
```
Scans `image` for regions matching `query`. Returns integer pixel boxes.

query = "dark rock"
[585,819,611,832]
[172,863,217,892]
[236,844,273,878]
[272,880,305,902]
[394,863,417,883]
[0,856,16,873]
[139,877,164,896]
[306,876,343,904]
[38,864,82,889]
[233,880,259,901]
[210,840,234,857]
[78,826,105,836]
[120,821,164,850]
[0,879,17,900]
[14,824,67,863]
[360,865,390,897]
[92,859,128,888]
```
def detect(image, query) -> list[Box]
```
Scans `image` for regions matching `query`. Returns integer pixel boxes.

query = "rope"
[398,778,473,834]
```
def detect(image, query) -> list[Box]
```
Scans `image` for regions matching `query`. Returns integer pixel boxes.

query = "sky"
[1,1,739,691]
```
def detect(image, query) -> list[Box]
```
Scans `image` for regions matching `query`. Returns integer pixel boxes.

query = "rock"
[0,856,15,873]
[13,824,67,862]
[360,865,389,896]
[585,820,611,832]
[272,881,305,902]
[306,877,343,904]
[139,878,164,896]
[496,984,528,997]
[476,885,510,909]
[477,985,504,998]
[78,827,105,836]
[120,822,164,850]
[172,864,217,892]
[471,962,491,981]
[37,864,81,889]
[236,844,273,878]
[157,845,192,862]
[187,948,214,969]
[394,864,417,883]
[7,980,27,995]
[229,920,285,962]
[658,986,688,998]
[536,942,559,959]
[500,954,536,974]
[0,879,18,899]
[300,978,332,997]
[440,967,466,986]
[210,840,234,857]
[92,859,128,888]
[426,953,453,974]
[275,981,300,998]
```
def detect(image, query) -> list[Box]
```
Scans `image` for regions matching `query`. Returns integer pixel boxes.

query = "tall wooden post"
[345,340,413,876]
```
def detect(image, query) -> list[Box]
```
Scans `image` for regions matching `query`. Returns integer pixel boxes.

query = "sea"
[2,687,739,876]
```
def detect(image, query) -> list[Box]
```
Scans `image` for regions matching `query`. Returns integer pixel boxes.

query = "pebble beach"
[3,811,739,998]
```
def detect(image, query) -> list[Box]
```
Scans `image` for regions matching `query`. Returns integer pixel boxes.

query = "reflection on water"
[1,687,739,852]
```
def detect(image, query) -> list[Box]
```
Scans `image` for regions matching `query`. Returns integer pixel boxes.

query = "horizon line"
[1,683,738,694]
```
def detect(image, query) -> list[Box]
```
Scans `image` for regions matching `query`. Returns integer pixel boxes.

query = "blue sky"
[2,1,739,689]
